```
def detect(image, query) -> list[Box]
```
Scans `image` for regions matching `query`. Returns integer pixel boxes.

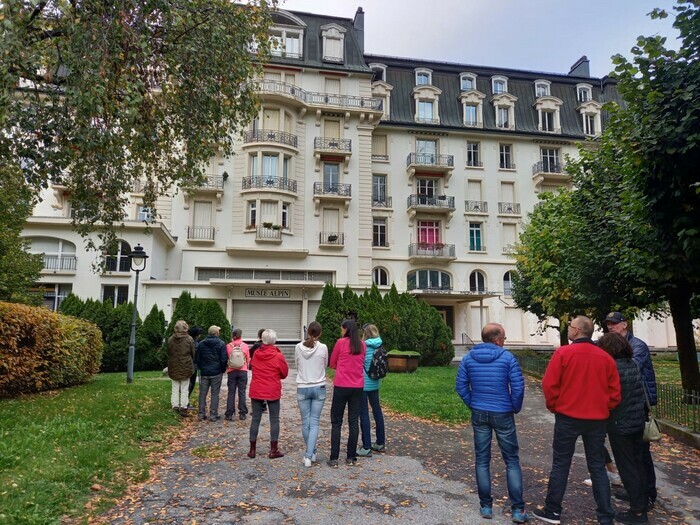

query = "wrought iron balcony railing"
[319,231,345,245]
[532,161,564,175]
[247,80,383,111]
[313,182,352,197]
[469,244,487,253]
[42,255,77,271]
[371,154,389,161]
[256,226,282,241]
[406,152,454,168]
[414,117,440,125]
[498,202,521,214]
[407,194,455,210]
[408,243,456,258]
[465,200,488,213]
[313,137,352,153]
[195,175,225,189]
[242,176,297,193]
[372,195,392,208]
[244,129,298,148]
[187,226,215,240]
[466,160,483,168]
[500,162,516,170]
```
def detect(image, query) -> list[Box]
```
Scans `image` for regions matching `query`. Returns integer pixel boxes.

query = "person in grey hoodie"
[295,321,329,467]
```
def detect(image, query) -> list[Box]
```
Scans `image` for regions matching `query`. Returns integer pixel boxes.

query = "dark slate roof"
[368,54,619,139]
[268,10,372,74]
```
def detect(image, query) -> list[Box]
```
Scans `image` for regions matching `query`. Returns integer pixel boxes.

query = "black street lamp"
[127,243,149,383]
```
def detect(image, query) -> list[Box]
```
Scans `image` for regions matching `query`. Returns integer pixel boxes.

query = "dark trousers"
[642,407,657,502]
[188,371,197,399]
[249,399,280,441]
[360,389,386,449]
[609,430,648,513]
[225,370,248,417]
[544,414,614,525]
[330,386,362,461]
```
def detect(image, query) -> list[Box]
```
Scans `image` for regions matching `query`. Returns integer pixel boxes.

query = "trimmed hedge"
[0,301,103,397]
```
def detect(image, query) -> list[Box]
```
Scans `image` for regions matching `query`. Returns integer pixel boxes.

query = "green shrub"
[0,301,102,397]
[136,304,166,370]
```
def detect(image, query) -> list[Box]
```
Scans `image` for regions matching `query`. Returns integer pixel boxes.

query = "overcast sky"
[278,0,681,78]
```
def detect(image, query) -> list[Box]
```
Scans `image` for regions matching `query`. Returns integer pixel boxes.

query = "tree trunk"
[559,324,568,347]
[668,284,700,395]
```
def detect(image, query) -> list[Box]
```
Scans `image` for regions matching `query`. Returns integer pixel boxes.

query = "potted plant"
[262,222,273,229]
[271,224,282,231]
[327,234,338,242]
[387,350,420,373]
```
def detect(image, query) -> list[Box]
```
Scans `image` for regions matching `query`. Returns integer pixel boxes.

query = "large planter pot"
[387,354,419,373]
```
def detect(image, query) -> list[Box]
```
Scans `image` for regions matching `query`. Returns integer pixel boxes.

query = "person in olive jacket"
[167,320,196,416]
[195,325,228,421]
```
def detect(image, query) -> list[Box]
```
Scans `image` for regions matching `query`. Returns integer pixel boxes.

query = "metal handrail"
[256,226,282,241]
[42,254,77,271]
[465,200,488,213]
[187,226,215,240]
[372,196,392,208]
[313,182,352,197]
[313,137,352,152]
[532,161,564,175]
[244,129,298,148]
[406,152,454,167]
[319,231,345,245]
[407,194,455,209]
[242,176,297,193]
[247,79,383,111]
[498,202,521,214]
[408,243,456,257]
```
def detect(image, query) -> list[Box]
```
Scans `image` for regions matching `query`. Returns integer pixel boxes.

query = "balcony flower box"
[262,222,273,229]
[387,350,420,373]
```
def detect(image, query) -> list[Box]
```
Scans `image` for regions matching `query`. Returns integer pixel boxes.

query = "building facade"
[24,7,678,348]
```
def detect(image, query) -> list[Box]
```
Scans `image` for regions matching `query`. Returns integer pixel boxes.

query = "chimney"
[353,7,365,54]
[568,55,590,78]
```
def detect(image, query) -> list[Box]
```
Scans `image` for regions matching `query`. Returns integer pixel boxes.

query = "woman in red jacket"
[247,329,289,459]
[327,319,366,467]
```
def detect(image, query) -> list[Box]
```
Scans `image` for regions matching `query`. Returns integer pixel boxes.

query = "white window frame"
[320,23,345,63]
[576,83,593,103]
[373,267,389,286]
[415,68,432,86]
[469,222,484,252]
[469,270,487,292]
[499,144,513,169]
[584,113,596,136]
[466,141,481,167]
[534,79,551,98]
[503,271,513,297]
[491,75,508,95]
[460,73,476,91]
[373,217,388,247]
[496,107,510,128]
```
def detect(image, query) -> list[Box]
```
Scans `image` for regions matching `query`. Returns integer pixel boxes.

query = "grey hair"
[262,328,277,345]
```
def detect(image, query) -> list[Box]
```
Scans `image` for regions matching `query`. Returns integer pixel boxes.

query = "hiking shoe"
[480,507,493,519]
[327,459,339,468]
[209,415,221,421]
[357,447,373,457]
[615,489,630,501]
[512,509,529,523]
[532,508,560,524]
[239,413,247,420]
[303,457,312,468]
[371,443,386,453]
[615,510,648,524]
[224,415,233,421]
[345,457,358,466]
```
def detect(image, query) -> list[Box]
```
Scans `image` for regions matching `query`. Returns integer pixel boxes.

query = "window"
[417,100,434,122]
[105,240,131,272]
[321,24,346,62]
[373,267,389,286]
[373,218,387,247]
[460,73,475,91]
[103,285,129,307]
[247,201,257,227]
[192,201,214,239]
[417,220,440,244]
[542,110,555,132]
[469,271,486,292]
[499,144,513,169]
[577,84,592,102]
[503,271,513,297]
[416,139,437,162]
[282,156,290,181]
[416,178,437,199]
[371,66,385,82]
[372,135,388,159]
[262,154,278,181]
[502,223,517,253]
[325,77,341,94]
[584,114,596,135]
[469,223,483,251]
[373,174,388,205]
[466,141,480,167]
[416,71,431,85]
[496,107,509,128]
[468,179,482,201]
[492,76,507,94]
[464,104,477,126]
[285,33,301,58]
[281,203,290,229]
[535,80,550,97]
[407,269,451,291]
[136,205,153,223]
[323,162,340,192]
[540,148,560,172]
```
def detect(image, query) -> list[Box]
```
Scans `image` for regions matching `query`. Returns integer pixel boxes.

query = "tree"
[0,0,275,253]
[316,283,344,352]
[192,299,231,343]
[136,304,166,371]
[0,167,42,304]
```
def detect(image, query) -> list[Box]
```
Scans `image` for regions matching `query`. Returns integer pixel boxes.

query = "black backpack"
[366,345,388,380]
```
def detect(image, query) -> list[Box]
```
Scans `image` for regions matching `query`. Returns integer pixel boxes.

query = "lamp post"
[127,243,149,384]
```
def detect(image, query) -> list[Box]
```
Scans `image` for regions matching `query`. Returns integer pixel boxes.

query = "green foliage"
[164,291,195,343]
[58,293,85,317]
[0,0,276,254]
[101,302,141,373]
[136,305,167,371]
[316,283,344,351]
[0,301,102,397]
[192,299,231,343]
[0,166,42,304]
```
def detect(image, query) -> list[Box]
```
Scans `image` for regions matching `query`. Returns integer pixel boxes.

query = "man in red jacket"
[533,316,621,525]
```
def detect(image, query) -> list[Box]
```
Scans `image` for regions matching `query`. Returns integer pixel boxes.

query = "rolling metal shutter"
[233,300,302,342]
[307,301,321,324]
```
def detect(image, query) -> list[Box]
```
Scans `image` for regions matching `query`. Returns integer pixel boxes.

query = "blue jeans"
[297,385,327,459]
[544,414,614,524]
[360,389,385,449]
[471,408,524,511]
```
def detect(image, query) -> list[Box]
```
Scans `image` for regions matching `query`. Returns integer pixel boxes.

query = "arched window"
[407,269,451,291]
[105,240,132,272]
[469,270,486,292]
[503,271,513,297]
[372,267,389,286]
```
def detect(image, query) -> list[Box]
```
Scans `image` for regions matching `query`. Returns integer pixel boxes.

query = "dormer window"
[533,93,563,134]
[269,29,303,58]
[492,76,508,94]
[460,73,476,91]
[370,63,387,82]
[415,68,432,86]
[535,80,551,98]
[412,82,442,125]
[577,83,593,103]
[321,23,346,63]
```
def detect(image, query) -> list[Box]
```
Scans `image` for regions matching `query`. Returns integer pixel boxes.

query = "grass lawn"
[652,356,683,385]
[380,366,469,425]
[0,372,185,525]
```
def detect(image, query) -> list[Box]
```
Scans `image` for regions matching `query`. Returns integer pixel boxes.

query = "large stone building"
[23,7,677,348]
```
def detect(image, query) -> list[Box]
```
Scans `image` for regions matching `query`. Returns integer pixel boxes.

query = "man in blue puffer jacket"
[456,323,527,523]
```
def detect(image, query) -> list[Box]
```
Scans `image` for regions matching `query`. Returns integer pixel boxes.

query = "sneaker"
[311,453,317,462]
[371,443,386,453]
[614,489,630,501]
[239,413,247,420]
[357,447,373,457]
[480,507,493,519]
[512,509,529,523]
[303,457,312,468]
[615,510,648,524]
[327,459,339,468]
[608,471,623,486]
[532,507,560,524]
[224,415,233,421]
[209,415,221,421]
[345,457,358,466]
[583,478,593,487]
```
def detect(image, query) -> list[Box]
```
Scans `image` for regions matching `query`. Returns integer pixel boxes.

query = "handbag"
[640,371,661,442]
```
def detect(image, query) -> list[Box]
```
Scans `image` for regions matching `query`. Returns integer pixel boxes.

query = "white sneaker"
[583,478,593,486]
[311,453,317,462]
[304,457,312,468]
[608,472,623,486]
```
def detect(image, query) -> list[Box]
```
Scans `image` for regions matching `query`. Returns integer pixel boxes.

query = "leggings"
[249,399,281,441]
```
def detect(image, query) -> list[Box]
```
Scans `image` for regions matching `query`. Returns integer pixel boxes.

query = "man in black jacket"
[195,325,228,421]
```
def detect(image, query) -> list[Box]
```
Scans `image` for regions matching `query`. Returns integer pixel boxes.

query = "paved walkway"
[95,374,700,525]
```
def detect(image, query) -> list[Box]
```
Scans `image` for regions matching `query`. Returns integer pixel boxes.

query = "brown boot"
[268,440,284,459]
[247,440,256,458]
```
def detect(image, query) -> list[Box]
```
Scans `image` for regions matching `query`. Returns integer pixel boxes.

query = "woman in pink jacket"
[327,319,366,467]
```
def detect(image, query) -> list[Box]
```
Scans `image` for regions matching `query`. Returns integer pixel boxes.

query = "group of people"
[456,312,658,525]
[166,319,386,466]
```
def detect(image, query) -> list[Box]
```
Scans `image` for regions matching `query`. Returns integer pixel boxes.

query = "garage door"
[307,301,321,324]
[233,300,302,342]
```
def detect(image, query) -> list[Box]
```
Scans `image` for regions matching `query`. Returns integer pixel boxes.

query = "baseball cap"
[605,312,626,324]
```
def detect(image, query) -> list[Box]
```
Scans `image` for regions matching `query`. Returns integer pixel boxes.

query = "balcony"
[255,226,282,243]
[465,200,488,215]
[184,174,227,210]
[372,154,389,161]
[319,231,345,247]
[313,182,352,217]
[242,176,297,194]
[247,79,306,107]
[244,129,298,150]
[498,202,521,215]
[408,243,457,263]
[42,255,77,273]
[532,161,571,190]
[313,137,352,173]
[502,244,517,255]
[499,162,516,170]
[406,152,455,184]
[187,226,215,243]
[407,194,455,224]
[372,195,393,209]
